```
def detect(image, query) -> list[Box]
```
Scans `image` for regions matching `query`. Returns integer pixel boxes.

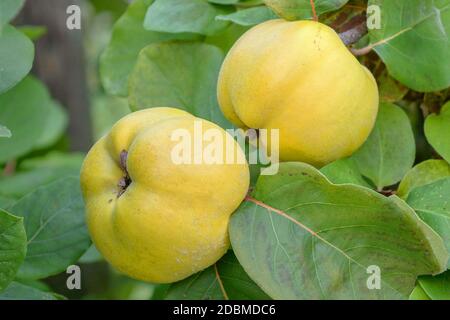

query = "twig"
[310,0,318,22]
[351,45,374,56]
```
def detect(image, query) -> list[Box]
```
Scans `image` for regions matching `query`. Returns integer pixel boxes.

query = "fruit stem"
[310,0,318,22]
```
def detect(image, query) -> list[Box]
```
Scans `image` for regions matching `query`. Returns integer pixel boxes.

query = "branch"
[310,0,318,22]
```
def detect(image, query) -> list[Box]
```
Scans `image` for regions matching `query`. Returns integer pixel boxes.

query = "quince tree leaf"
[33,100,68,150]
[264,0,349,20]
[425,101,450,164]
[229,162,448,299]
[0,0,25,27]
[397,160,450,198]
[165,251,270,300]
[216,6,278,26]
[368,0,450,92]
[100,0,199,97]
[144,0,233,36]
[0,282,61,300]
[8,177,91,280]
[406,178,450,268]
[351,103,415,190]
[0,77,50,164]
[378,71,409,103]
[0,25,34,94]
[128,41,231,128]
[417,270,450,300]
[0,209,26,292]
[208,0,239,4]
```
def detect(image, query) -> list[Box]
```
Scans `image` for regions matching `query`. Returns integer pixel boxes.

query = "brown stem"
[351,45,374,56]
[310,0,318,22]
[2,160,16,176]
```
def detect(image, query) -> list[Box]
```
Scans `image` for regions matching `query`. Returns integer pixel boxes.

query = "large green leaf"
[398,160,450,198]
[128,41,231,128]
[0,77,49,164]
[144,0,232,36]
[9,177,91,280]
[425,101,450,163]
[418,270,450,300]
[264,0,349,20]
[0,282,60,300]
[216,6,278,26]
[0,0,25,27]
[409,284,431,300]
[100,0,198,97]
[351,103,415,190]
[406,178,450,268]
[0,210,26,292]
[230,162,448,299]
[368,0,450,92]
[166,251,270,299]
[0,25,34,94]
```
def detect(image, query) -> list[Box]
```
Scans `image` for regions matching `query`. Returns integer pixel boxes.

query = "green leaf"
[91,95,130,141]
[128,41,231,128]
[0,210,26,292]
[320,158,373,188]
[425,101,450,163]
[34,100,68,150]
[18,25,47,41]
[0,282,60,300]
[229,162,448,299]
[264,0,349,20]
[0,77,54,164]
[100,0,199,97]
[351,103,415,190]
[205,23,248,52]
[9,177,91,280]
[0,196,16,209]
[166,251,270,299]
[368,0,450,92]
[216,6,278,26]
[0,25,34,94]
[398,160,450,198]
[0,0,25,26]
[409,284,431,300]
[406,178,450,268]
[144,0,232,36]
[78,244,103,264]
[0,125,11,138]
[418,270,450,300]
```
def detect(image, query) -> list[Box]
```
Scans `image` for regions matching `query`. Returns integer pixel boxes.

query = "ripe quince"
[80,108,249,283]
[218,20,379,167]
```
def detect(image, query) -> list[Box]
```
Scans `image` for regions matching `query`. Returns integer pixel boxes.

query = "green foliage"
[230,163,447,299]
[398,160,450,198]
[100,0,199,97]
[8,178,91,280]
[165,251,270,299]
[216,6,278,26]
[418,270,450,300]
[264,0,349,20]
[0,25,34,94]
[0,282,61,300]
[425,101,450,163]
[351,103,416,190]
[0,77,68,164]
[128,41,231,127]
[0,210,26,292]
[368,0,450,92]
[0,0,25,27]
[144,0,233,35]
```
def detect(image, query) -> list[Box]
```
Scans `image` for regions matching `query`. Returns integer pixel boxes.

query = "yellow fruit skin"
[80,108,249,283]
[217,20,379,167]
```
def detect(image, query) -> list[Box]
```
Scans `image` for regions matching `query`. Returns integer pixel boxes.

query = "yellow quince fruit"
[80,107,249,283]
[218,20,379,167]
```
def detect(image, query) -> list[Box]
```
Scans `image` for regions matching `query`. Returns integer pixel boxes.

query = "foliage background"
[0,0,449,300]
